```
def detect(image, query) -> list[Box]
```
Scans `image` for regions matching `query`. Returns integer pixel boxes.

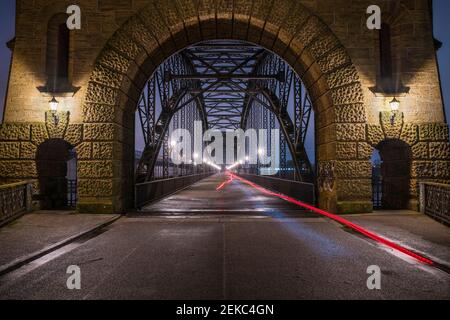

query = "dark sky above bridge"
[0,0,449,129]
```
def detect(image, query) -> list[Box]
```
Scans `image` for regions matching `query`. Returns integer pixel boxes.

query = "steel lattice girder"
[136,40,314,183]
[136,52,208,183]
[181,41,266,131]
[239,52,314,182]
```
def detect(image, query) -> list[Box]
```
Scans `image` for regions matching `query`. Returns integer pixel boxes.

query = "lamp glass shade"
[49,97,59,112]
[390,98,400,112]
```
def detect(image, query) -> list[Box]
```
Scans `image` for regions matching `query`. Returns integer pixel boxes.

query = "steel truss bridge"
[135,41,314,207]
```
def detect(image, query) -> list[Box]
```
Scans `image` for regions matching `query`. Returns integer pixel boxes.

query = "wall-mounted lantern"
[47,96,60,125]
[49,96,59,112]
[389,97,400,125]
[389,97,400,112]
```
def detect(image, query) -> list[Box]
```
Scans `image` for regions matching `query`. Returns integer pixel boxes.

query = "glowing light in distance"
[226,161,243,170]
[204,160,221,171]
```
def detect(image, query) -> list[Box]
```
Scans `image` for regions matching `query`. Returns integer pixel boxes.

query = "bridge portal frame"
[0,0,448,214]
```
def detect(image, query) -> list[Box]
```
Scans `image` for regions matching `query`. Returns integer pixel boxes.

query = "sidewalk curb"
[0,215,122,277]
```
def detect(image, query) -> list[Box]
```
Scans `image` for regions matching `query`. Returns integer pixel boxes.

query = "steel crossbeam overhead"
[180,41,269,131]
[168,73,285,81]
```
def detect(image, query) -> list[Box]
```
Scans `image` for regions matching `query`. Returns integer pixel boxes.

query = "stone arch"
[366,111,450,211]
[80,0,369,214]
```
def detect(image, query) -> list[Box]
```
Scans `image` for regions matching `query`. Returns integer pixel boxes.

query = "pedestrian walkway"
[0,212,119,274]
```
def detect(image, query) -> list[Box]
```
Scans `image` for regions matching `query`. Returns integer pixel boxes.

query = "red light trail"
[216,174,234,191]
[226,172,435,266]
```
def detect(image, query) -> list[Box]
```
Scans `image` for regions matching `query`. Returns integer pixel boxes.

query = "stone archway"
[79,0,369,214]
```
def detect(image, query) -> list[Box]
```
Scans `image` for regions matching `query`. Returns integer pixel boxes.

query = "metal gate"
[67,179,77,208]
[372,165,383,210]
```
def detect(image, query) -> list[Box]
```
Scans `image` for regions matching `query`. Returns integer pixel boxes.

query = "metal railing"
[372,171,383,210]
[0,181,32,226]
[420,182,450,226]
[135,173,214,209]
[67,179,77,208]
[236,173,315,205]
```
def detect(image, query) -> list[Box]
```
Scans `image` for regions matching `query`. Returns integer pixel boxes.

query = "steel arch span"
[135,41,315,186]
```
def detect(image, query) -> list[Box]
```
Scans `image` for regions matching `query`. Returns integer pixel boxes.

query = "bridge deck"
[141,174,313,217]
[1,174,449,299]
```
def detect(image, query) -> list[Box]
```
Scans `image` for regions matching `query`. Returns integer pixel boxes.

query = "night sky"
[0,0,449,128]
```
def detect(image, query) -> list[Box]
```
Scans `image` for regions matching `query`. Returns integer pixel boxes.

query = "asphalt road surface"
[0,175,449,300]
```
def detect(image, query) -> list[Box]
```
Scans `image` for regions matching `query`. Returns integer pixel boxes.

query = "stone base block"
[77,200,117,214]
[407,199,420,212]
[337,201,373,214]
